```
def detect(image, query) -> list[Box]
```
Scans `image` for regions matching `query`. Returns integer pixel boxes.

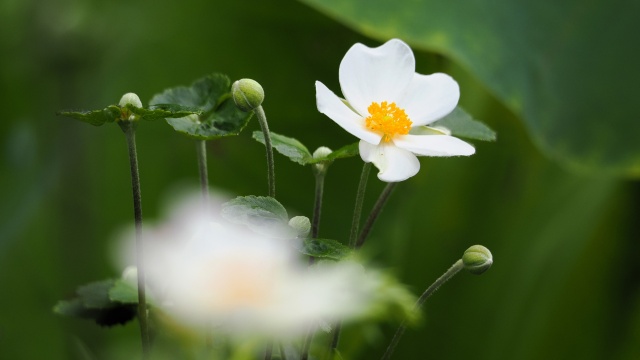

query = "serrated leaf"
[150,73,252,140]
[57,106,122,126]
[129,104,202,122]
[430,107,496,141]
[108,279,138,304]
[253,131,313,165]
[297,238,351,260]
[222,196,290,234]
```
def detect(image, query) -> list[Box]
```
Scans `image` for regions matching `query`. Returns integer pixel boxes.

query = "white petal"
[359,140,420,182]
[339,39,415,117]
[393,134,475,157]
[316,81,382,144]
[397,73,460,126]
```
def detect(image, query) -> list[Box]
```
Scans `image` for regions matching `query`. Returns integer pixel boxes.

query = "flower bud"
[288,216,311,237]
[312,146,333,175]
[462,245,493,275]
[122,266,138,283]
[232,79,264,111]
[119,92,143,109]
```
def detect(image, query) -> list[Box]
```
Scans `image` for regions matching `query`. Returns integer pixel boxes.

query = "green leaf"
[57,106,122,126]
[252,131,313,165]
[129,104,202,122]
[108,279,138,304]
[54,279,137,327]
[430,107,496,141]
[301,0,640,176]
[222,196,290,233]
[252,131,360,165]
[297,238,351,260]
[308,142,360,164]
[150,73,253,140]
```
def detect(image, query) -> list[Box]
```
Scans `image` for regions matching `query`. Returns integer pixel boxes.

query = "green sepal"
[221,195,290,234]
[429,106,496,141]
[53,279,137,327]
[297,238,351,260]
[150,73,253,140]
[252,131,360,165]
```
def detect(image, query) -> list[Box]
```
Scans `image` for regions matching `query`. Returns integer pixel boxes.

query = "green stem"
[121,122,150,359]
[195,139,210,203]
[328,163,372,356]
[355,182,397,249]
[255,105,275,198]
[311,172,326,239]
[300,328,315,360]
[279,343,288,360]
[381,260,464,360]
[264,341,274,360]
[348,163,372,248]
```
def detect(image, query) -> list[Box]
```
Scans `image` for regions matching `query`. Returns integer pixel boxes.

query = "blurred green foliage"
[0,0,638,359]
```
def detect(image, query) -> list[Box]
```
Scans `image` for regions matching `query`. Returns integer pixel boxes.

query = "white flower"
[115,193,395,339]
[316,39,475,182]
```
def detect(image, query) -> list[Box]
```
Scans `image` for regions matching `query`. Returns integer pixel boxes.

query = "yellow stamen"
[365,101,412,142]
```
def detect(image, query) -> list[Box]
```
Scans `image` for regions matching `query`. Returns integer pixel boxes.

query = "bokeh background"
[1,0,639,359]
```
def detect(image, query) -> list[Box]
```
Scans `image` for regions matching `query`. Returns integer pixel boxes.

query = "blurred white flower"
[316,39,475,182]
[115,194,405,339]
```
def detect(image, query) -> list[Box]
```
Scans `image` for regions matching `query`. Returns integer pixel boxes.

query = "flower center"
[365,101,412,142]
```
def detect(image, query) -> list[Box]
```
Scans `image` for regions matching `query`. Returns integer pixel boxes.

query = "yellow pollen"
[365,101,412,142]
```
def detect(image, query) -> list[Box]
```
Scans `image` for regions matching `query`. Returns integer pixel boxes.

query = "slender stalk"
[121,122,150,359]
[300,328,315,360]
[355,182,398,249]
[279,343,288,360]
[254,105,275,197]
[311,172,326,239]
[381,260,464,360]
[195,139,210,203]
[264,341,274,360]
[348,163,372,248]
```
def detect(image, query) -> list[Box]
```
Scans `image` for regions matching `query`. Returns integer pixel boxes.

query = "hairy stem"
[195,139,210,203]
[255,105,275,197]
[122,122,150,359]
[381,260,464,360]
[356,182,397,249]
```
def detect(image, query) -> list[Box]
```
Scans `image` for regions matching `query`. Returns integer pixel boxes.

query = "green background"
[1,0,638,359]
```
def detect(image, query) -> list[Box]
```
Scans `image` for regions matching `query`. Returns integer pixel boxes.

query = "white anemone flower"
[316,39,475,182]
[115,194,388,339]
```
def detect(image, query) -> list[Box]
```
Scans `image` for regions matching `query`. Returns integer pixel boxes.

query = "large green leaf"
[57,104,200,126]
[297,238,351,260]
[221,195,290,234]
[150,73,253,140]
[300,0,640,176]
[253,130,360,165]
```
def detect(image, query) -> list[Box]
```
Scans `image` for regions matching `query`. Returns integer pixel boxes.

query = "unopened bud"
[288,216,311,237]
[462,245,493,275]
[232,79,264,111]
[312,146,333,175]
[119,93,142,109]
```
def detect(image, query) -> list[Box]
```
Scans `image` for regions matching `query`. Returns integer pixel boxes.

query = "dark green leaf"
[222,196,290,233]
[252,131,313,165]
[57,106,122,126]
[150,73,252,140]
[301,0,640,175]
[297,238,351,260]
[129,104,202,122]
[54,279,137,327]
[430,107,496,141]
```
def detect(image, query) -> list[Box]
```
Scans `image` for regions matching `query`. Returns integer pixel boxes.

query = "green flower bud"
[462,245,493,275]
[312,146,333,175]
[232,79,264,111]
[288,216,311,237]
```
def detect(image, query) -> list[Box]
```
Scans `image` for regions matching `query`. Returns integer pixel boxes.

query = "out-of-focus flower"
[316,39,475,182]
[115,193,413,339]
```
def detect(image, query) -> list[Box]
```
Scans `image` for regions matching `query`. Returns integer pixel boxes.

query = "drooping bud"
[312,146,333,175]
[462,245,493,275]
[288,216,311,237]
[232,79,264,111]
